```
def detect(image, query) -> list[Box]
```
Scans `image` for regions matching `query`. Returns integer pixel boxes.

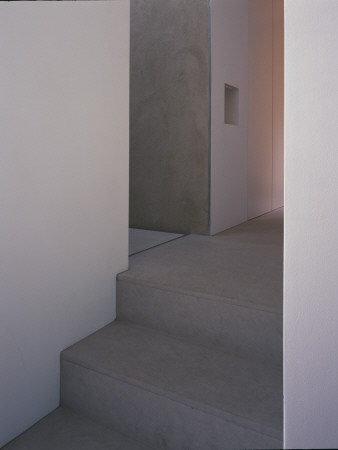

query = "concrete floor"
[129,228,183,255]
[61,322,283,435]
[119,208,283,366]
[126,208,283,312]
[3,407,152,450]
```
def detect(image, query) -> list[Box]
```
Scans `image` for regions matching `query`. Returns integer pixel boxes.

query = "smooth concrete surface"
[284,2,338,448]
[3,407,151,450]
[0,2,129,447]
[61,322,282,449]
[129,0,209,234]
[119,209,283,365]
[129,229,183,255]
[122,209,283,310]
[117,279,282,365]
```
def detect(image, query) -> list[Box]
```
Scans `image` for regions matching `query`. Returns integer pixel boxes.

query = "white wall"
[210,0,284,234]
[0,2,130,446]
[210,0,249,235]
[284,1,338,448]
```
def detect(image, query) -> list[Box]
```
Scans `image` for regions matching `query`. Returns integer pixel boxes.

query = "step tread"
[129,228,183,255]
[118,213,283,313]
[61,322,282,437]
[3,407,152,450]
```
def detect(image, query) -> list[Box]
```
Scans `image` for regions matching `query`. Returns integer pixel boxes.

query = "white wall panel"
[284,1,338,447]
[211,0,283,233]
[210,0,249,235]
[0,2,129,446]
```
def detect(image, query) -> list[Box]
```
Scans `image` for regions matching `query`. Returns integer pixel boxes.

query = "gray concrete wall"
[130,0,210,234]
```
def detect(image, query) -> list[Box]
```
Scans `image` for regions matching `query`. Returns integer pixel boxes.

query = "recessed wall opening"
[224,84,239,125]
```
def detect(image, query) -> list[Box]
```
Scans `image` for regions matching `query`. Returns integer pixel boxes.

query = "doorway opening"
[129,0,284,240]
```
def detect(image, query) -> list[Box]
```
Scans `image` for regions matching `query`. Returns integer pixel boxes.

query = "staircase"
[4,210,283,450]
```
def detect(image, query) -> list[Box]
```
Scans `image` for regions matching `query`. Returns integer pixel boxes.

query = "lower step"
[60,321,283,450]
[3,407,151,450]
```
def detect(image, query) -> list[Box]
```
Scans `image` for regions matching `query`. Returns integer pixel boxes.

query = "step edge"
[61,356,282,441]
[62,320,283,369]
[116,317,283,368]
[117,276,282,315]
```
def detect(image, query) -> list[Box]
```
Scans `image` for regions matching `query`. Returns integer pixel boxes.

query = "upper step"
[61,321,283,450]
[118,209,283,365]
[121,215,283,313]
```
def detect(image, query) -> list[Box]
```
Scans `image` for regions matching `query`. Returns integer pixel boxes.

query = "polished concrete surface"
[129,228,183,255]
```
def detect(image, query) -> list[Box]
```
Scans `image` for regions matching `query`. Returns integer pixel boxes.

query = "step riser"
[60,359,282,450]
[117,280,282,366]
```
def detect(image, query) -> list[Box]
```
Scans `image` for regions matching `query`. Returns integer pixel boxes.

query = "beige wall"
[0,2,129,446]
[211,0,284,234]
[210,0,249,235]
[272,0,284,210]
[248,0,273,218]
[248,0,284,219]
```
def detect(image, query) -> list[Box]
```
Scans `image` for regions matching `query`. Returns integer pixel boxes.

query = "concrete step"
[60,321,283,450]
[118,210,283,366]
[3,407,152,450]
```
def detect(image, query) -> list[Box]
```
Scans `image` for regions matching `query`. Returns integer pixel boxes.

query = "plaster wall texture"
[129,0,210,235]
[210,0,249,235]
[0,2,129,446]
[284,1,338,448]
